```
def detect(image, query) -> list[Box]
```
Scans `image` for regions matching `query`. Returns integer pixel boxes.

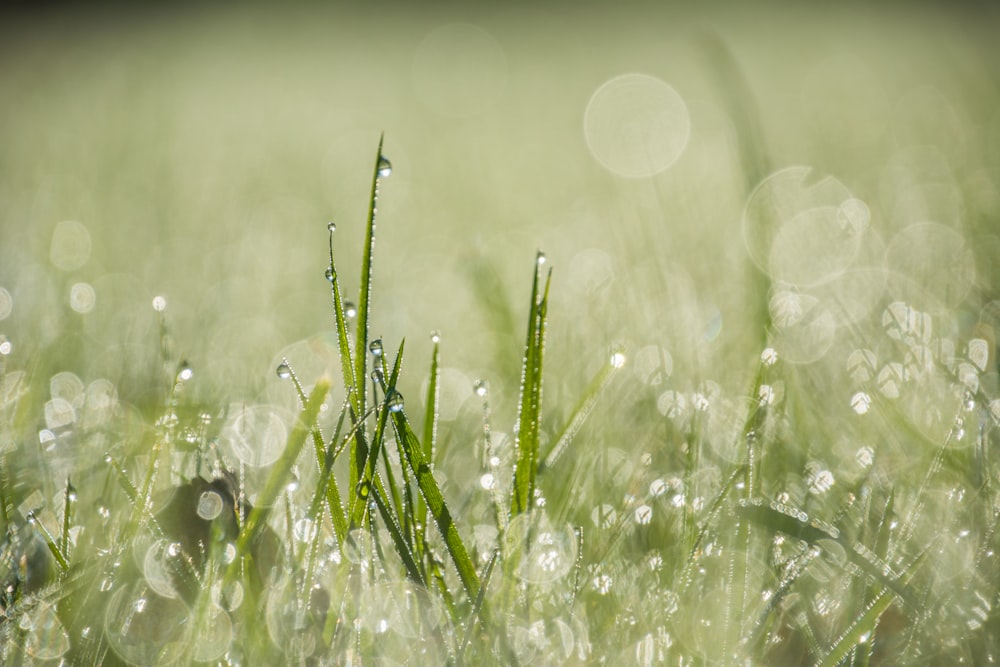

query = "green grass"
[2,7,1000,663]
[3,135,999,665]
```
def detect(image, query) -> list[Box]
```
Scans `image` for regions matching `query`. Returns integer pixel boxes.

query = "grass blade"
[234,378,329,567]
[352,134,386,477]
[541,353,621,469]
[390,409,480,603]
[511,253,551,517]
[459,548,500,661]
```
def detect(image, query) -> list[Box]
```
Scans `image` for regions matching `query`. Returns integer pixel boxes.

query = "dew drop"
[846,348,878,383]
[197,491,224,520]
[479,473,496,490]
[761,347,778,366]
[0,337,11,356]
[474,379,488,397]
[369,339,383,357]
[592,573,613,594]
[610,351,626,368]
[69,282,96,314]
[386,390,404,413]
[590,504,617,529]
[327,221,337,233]
[177,362,194,382]
[377,155,392,177]
[324,267,335,283]
[430,330,441,343]
[634,504,653,525]
[968,338,990,372]
[152,295,167,312]
[344,301,357,319]
[275,362,292,380]
[850,391,872,415]
[536,252,547,266]
[649,478,668,497]
[293,518,318,543]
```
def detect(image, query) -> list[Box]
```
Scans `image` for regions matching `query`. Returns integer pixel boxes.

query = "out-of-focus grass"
[2,2,1000,665]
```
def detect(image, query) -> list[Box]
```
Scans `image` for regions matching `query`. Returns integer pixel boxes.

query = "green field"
[2,3,999,664]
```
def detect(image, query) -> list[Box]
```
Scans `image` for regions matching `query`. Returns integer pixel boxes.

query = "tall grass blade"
[511,254,551,517]
[352,133,386,475]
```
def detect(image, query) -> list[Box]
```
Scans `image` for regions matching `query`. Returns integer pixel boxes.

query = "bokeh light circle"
[584,73,691,178]
[49,220,92,271]
[69,282,96,314]
[412,23,507,118]
[884,222,975,313]
[743,166,866,286]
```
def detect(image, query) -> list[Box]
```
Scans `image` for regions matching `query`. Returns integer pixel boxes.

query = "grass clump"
[2,127,1000,667]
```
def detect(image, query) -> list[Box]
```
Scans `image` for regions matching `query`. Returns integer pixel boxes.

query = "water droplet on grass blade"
[377,155,392,177]
[610,351,626,368]
[634,504,653,525]
[430,330,441,343]
[474,379,488,397]
[344,301,357,319]
[850,391,872,414]
[386,390,404,412]
[0,337,11,356]
[369,339,383,357]
[327,221,337,232]
[276,362,291,379]
[324,267,335,283]
[151,295,167,312]
[479,473,496,490]
[177,362,193,382]
[196,491,224,520]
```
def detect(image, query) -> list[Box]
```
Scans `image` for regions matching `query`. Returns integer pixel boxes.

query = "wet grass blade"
[814,550,926,667]
[511,254,551,517]
[282,358,349,545]
[352,133,386,466]
[234,379,329,566]
[390,409,480,603]
[417,337,440,544]
[541,354,620,469]
[349,340,404,529]
[458,547,500,662]
[367,472,427,589]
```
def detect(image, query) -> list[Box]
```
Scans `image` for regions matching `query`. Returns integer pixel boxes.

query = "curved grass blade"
[390,410,480,603]
[511,254,551,517]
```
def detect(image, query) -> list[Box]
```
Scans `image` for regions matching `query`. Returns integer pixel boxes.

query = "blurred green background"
[1,1,998,412]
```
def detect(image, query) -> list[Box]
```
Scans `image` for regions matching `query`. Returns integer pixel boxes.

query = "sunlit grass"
[2,4,1000,665]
